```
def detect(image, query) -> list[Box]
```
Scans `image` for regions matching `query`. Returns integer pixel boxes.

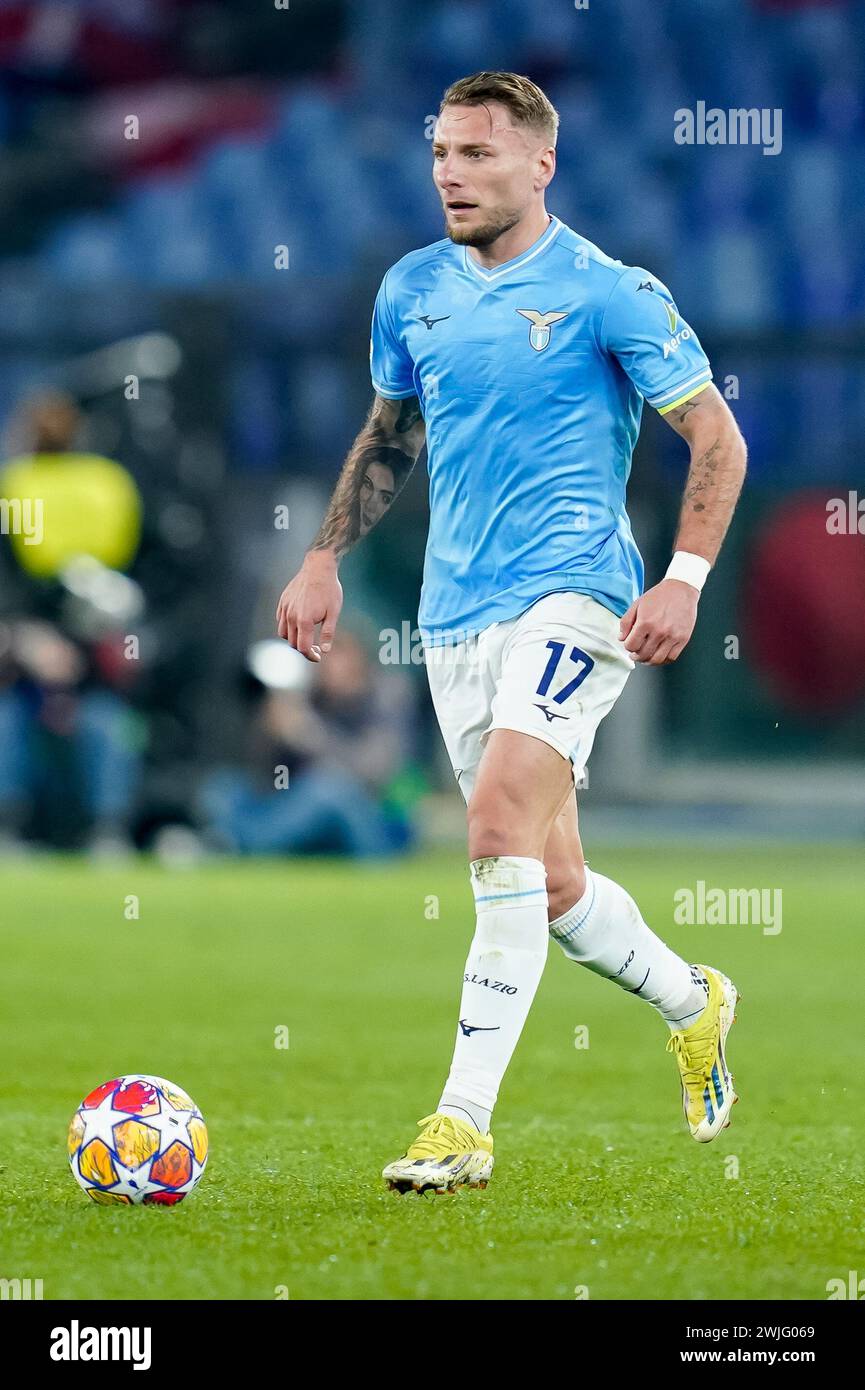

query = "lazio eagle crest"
[516,308,568,352]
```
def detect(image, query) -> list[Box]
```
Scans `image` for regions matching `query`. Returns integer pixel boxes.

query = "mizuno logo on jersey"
[418,314,451,329]
[516,308,568,352]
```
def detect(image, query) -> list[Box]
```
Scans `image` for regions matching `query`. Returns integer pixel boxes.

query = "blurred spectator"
[0,390,145,852]
[199,629,418,856]
[0,390,141,580]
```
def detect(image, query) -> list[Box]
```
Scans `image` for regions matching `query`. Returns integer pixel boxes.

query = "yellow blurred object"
[0,451,142,579]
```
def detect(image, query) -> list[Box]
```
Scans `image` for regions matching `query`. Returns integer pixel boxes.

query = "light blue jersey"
[369,215,712,644]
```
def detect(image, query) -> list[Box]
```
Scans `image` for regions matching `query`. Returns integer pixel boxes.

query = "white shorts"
[424,591,634,803]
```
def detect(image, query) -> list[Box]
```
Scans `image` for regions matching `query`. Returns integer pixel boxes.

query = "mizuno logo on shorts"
[534,703,569,722]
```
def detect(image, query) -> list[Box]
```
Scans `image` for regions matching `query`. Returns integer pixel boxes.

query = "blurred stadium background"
[4,0,865,1309]
[0,0,864,858]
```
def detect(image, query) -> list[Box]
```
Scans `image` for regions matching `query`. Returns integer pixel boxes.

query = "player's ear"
[535,145,556,189]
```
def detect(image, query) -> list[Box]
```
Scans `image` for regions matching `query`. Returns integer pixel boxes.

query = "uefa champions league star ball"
[67,1075,208,1205]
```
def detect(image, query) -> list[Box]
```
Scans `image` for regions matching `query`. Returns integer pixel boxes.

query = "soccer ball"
[67,1074,208,1206]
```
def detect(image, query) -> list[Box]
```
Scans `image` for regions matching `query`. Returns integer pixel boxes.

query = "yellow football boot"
[666,964,740,1142]
[382,1113,494,1194]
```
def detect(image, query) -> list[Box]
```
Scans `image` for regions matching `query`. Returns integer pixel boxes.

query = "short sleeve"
[369,272,416,400]
[600,267,712,415]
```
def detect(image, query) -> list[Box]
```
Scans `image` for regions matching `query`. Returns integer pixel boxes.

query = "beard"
[444,206,522,248]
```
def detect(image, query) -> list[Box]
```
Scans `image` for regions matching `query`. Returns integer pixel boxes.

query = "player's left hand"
[619,579,699,665]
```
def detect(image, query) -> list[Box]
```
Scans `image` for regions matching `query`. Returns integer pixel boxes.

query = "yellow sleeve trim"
[656,380,713,416]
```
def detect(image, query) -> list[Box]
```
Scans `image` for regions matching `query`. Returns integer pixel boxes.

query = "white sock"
[549,867,708,1029]
[437,855,549,1128]
[438,1098,492,1134]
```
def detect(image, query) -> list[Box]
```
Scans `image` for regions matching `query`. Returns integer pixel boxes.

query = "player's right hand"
[275,551,343,662]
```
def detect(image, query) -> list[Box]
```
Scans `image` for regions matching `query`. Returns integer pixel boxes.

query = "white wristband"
[664,551,711,592]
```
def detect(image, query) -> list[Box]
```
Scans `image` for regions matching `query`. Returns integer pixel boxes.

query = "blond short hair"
[440,71,559,146]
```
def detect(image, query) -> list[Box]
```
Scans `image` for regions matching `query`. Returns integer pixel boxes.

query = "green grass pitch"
[2,844,863,1301]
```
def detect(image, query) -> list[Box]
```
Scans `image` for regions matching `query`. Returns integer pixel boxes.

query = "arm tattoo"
[667,398,701,428]
[683,438,722,513]
[310,395,425,559]
[393,397,423,435]
[676,431,746,560]
[662,385,747,564]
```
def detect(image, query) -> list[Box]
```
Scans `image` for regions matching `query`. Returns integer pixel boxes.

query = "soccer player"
[276,71,748,1193]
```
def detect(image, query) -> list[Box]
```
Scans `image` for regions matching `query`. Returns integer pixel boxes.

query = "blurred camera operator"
[200,628,418,857]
